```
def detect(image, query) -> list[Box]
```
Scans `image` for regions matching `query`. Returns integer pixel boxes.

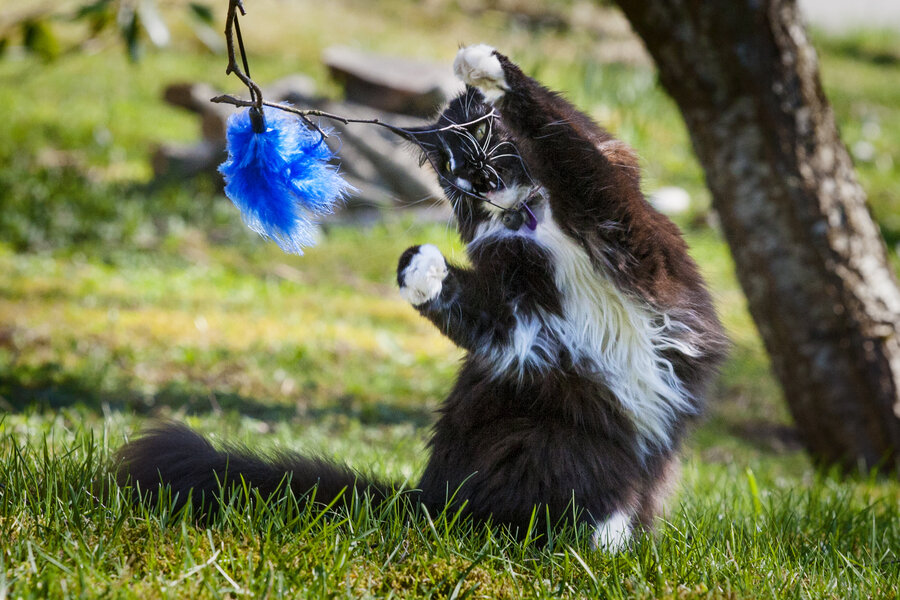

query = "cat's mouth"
[454,171,497,197]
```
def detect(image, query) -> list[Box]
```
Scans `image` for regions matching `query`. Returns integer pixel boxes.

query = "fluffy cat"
[116,45,727,551]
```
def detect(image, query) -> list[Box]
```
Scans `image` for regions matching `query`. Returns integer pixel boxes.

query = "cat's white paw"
[453,44,508,102]
[398,245,448,306]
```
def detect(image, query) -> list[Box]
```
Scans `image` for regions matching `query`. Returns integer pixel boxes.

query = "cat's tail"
[114,422,401,516]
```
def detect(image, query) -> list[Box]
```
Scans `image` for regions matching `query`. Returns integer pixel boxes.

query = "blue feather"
[219,107,350,255]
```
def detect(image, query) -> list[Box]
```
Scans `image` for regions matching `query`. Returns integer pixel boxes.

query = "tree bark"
[613,0,900,471]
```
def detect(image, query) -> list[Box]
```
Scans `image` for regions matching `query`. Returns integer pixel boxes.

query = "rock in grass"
[649,186,691,215]
[323,46,462,117]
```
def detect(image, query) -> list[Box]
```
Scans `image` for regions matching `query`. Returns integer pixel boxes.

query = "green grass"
[1,1,899,597]
[3,424,898,598]
[3,223,897,598]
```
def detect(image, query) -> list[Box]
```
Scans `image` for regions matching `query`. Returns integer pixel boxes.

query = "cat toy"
[213,0,354,255]
[213,0,513,255]
[218,105,348,254]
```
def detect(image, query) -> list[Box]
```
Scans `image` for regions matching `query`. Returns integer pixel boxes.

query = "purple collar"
[501,202,538,232]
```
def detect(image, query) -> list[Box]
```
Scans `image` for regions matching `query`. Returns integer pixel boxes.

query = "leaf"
[186,2,221,52]
[745,467,763,517]
[188,3,215,25]
[117,4,141,62]
[73,0,114,20]
[21,19,61,61]
[137,0,170,48]
[72,0,115,36]
[189,19,224,54]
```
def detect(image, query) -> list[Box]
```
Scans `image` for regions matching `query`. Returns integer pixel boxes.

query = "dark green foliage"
[21,19,61,61]
[3,1,216,63]
[74,0,116,36]
[188,3,215,25]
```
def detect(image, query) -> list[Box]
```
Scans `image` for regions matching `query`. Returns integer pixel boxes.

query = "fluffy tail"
[115,422,397,515]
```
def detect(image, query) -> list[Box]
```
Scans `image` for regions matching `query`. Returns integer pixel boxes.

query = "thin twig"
[223,0,260,107]
[210,94,495,140]
[212,94,422,140]
[222,0,325,137]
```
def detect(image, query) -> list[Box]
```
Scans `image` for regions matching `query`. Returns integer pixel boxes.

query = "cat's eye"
[443,157,452,173]
[475,122,487,140]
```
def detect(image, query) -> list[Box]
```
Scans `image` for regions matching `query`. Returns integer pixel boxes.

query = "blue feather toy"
[219,106,350,255]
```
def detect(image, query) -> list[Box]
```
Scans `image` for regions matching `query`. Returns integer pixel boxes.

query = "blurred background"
[0,0,898,481]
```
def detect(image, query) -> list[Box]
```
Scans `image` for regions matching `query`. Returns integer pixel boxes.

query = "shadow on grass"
[0,159,229,253]
[307,398,434,427]
[727,420,803,454]
[829,39,900,66]
[0,362,434,427]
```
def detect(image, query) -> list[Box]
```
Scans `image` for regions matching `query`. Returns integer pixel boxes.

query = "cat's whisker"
[486,148,537,188]
[445,208,456,236]
[402,193,444,209]
[408,112,493,137]
[485,142,522,156]
[458,131,484,158]
[483,165,505,191]
[486,139,519,153]
[480,117,495,153]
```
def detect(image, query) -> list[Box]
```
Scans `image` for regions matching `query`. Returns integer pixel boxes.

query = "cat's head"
[407,87,537,242]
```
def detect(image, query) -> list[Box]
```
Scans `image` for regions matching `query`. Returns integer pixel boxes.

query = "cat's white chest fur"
[473,204,698,452]
[539,209,699,451]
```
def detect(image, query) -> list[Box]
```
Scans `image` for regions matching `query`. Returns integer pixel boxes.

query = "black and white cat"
[116,45,727,551]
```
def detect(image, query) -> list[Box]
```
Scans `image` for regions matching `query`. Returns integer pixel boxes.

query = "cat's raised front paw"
[397,244,448,306]
[453,44,508,103]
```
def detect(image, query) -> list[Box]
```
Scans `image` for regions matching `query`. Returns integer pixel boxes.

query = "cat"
[116,45,728,551]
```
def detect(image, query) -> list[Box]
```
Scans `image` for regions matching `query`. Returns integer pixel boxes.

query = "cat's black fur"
[116,48,727,547]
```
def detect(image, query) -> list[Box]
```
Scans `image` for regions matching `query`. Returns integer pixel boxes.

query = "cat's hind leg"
[592,454,681,552]
[592,510,634,553]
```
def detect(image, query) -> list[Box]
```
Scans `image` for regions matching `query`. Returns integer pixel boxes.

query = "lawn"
[1,1,899,598]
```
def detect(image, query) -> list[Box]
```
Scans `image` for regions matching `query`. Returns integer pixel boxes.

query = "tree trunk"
[613,0,900,471]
